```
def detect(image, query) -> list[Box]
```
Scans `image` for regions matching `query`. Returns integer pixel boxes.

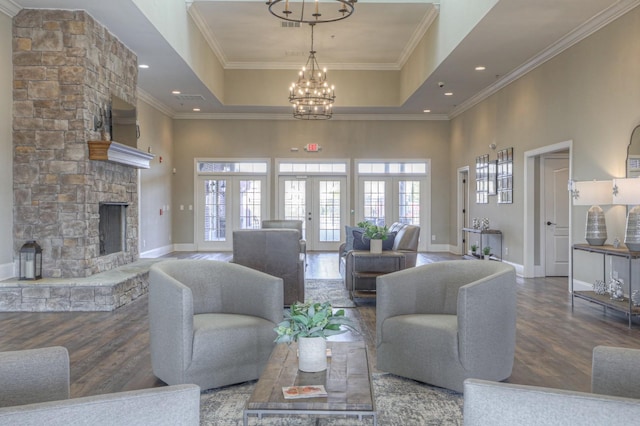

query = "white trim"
[572,279,592,292]
[0,262,15,281]
[103,141,155,169]
[140,244,174,258]
[137,88,176,117]
[456,166,470,256]
[427,243,449,252]
[173,112,449,121]
[173,243,197,252]
[0,0,20,17]
[450,0,640,119]
[187,3,229,68]
[523,140,573,279]
[397,5,439,69]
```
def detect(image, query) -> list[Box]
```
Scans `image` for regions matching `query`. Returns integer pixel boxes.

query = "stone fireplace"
[12,9,140,278]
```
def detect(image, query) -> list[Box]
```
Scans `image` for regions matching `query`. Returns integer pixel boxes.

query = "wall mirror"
[627,125,640,178]
[497,147,513,204]
[476,154,489,204]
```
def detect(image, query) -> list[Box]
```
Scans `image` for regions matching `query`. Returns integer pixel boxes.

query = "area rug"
[200,373,463,425]
[305,279,355,308]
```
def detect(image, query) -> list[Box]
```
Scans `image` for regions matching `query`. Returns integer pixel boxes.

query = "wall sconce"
[613,178,640,251]
[19,240,43,280]
[573,180,612,246]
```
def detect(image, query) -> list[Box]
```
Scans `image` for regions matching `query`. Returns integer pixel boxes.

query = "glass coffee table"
[244,341,376,425]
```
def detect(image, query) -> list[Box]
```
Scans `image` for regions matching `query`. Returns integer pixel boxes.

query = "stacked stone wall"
[12,9,138,278]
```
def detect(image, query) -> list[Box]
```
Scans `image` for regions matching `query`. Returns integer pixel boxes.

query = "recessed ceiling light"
[138,64,149,69]
[172,90,181,95]
[193,108,201,112]
[423,109,431,113]
[444,92,453,96]
[475,66,486,71]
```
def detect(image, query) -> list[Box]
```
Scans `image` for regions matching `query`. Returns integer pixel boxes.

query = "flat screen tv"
[109,95,139,148]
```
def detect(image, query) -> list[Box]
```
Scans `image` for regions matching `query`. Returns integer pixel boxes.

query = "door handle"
[547,221,556,226]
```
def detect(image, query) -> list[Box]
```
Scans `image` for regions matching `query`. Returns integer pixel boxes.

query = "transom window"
[198,161,267,174]
[358,162,427,174]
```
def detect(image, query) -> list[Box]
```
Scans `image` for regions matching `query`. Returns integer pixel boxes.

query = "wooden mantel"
[88,141,154,169]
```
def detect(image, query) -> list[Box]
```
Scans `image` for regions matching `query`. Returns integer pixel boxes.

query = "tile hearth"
[0,258,166,312]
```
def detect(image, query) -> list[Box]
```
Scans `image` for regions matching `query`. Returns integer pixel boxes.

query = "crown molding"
[450,0,640,119]
[397,4,439,69]
[224,61,401,71]
[0,0,20,17]
[187,2,229,67]
[173,112,448,121]
[137,88,176,118]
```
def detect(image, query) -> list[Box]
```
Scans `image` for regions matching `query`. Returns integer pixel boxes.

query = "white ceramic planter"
[298,337,327,372]
[370,239,382,254]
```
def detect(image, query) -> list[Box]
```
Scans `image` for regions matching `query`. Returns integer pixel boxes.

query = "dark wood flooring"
[1,252,639,398]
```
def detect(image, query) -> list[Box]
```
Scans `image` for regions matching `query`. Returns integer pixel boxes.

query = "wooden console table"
[462,228,503,261]
[571,244,640,328]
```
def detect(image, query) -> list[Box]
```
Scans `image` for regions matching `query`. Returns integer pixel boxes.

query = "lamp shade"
[613,178,640,205]
[573,180,612,206]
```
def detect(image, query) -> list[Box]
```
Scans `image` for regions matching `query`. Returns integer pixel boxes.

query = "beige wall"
[171,119,450,245]
[449,6,640,271]
[0,13,14,278]
[138,99,174,254]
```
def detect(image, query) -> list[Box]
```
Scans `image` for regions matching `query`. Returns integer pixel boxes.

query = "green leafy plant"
[483,246,491,256]
[274,301,359,343]
[357,221,390,240]
[471,244,478,252]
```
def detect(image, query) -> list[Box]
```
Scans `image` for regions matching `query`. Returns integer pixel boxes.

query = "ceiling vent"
[281,21,301,28]
[174,94,206,101]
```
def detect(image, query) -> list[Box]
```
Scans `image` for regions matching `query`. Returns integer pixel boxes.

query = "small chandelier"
[289,24,335,120]
[266,0,357,25]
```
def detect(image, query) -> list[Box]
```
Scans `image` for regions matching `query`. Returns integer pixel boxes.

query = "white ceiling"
[8,0,636,118]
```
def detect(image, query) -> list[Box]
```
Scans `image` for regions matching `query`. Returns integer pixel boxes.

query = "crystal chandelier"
[290,24,335,120]
[266,0,357,25]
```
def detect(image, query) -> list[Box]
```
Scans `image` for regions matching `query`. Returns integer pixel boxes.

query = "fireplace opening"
[99,203,128,256]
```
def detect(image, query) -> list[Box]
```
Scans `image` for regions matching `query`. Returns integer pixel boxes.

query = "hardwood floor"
[1,252,639,398]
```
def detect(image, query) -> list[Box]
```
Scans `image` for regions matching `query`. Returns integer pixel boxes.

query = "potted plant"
[357,221,389,254]
[274,301,358,372]
[483,246,491,260]
[471,244,478,256]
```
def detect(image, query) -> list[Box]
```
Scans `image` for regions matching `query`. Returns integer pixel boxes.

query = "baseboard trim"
[0,261,15,281]
[572,279,592,292]
[173,243,196,252]
[140,244,174,258]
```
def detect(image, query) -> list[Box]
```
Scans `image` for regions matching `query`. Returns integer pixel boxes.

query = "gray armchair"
[376,260,516,392]
[340,222,420,292]
[0,346,200,425]
[233,229,304,305]
[261,219,306,260]
[149,259,283,391]
[464,346,640,425]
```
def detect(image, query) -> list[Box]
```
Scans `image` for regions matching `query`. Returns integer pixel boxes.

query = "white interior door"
[543,156,570,276]
[278,176,346,251]
[196,175,266,250]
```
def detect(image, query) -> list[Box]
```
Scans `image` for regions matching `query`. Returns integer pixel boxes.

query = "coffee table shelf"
[244,341,376,425]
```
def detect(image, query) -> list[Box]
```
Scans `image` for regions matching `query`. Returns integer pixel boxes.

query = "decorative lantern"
[19,240,42,280]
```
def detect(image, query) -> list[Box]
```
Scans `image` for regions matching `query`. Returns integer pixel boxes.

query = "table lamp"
[573,180,612,246]
[613,177,640,251]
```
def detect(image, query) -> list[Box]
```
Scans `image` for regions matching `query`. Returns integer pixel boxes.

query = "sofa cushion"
[345,226,365,252]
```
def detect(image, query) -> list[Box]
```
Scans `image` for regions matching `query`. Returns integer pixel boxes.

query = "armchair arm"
[592,346,640,399]
[0,346,70,408]
[148,266,194,385]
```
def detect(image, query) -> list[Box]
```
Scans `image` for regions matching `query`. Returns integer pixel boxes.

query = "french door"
[278,176,347,251]
[195,175,267,250]
[357,177,422,227]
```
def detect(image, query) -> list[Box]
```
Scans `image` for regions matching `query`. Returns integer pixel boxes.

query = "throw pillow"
[345,226,365,252]
[352,230,370,250]
[382,231,397,250]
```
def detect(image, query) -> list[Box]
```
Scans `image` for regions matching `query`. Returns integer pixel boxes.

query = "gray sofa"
[339,222,420,291]
[0,346,200,426]
[376,260,516,392]
[233,228,305,305]
[464,346,640,425]
[149,259,283,391]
